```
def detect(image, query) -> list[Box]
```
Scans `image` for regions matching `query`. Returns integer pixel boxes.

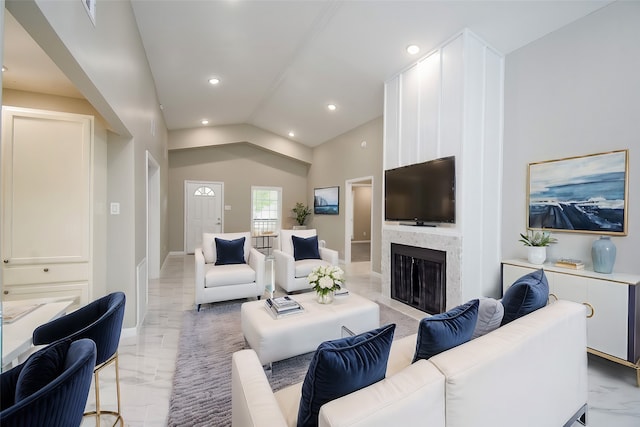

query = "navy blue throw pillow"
[214,237,246,265]
[15,339,71,402]
[292,235,321,261]
[297,323,396,427]
[501,268,549,325]
[412,299,479,363]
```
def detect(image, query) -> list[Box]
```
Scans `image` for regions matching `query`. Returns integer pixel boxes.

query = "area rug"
[167,298,420,427]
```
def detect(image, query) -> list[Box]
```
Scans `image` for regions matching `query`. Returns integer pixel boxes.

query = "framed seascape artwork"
[314,186,339,215]
[527,149,628,235]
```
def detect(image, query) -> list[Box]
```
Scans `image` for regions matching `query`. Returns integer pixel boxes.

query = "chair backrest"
[278,229,318,256]
[202,231,252,264]
[0,339,96,427]
[32,292,126,366]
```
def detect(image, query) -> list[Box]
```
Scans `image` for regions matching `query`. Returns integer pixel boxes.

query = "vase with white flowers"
[307,265,344,304]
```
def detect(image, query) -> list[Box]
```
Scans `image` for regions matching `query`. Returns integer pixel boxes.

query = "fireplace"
[391,243,446,314]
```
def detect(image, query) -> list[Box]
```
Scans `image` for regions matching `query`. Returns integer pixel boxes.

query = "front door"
[185,181,223,254]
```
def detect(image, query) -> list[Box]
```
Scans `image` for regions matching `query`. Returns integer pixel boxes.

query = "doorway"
[344,176,373,265]
[184,180,224,254]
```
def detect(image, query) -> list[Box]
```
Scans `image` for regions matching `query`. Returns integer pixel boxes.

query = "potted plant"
[292,202,312,229]
[519,230,557,265]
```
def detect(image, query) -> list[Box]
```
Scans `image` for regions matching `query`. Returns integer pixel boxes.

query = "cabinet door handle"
[548,293,558,303]
[3,290,8,295]
[583,302,595,318]
[44,268,49,272]
[3,259,8,264]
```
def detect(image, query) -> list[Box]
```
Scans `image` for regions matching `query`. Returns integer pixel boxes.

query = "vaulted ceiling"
[3,1,612,146]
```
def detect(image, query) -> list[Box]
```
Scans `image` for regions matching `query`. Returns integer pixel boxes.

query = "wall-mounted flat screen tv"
[384,156,456,225]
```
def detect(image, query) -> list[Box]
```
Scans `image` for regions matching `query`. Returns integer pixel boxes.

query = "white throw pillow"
[472,297,504,339]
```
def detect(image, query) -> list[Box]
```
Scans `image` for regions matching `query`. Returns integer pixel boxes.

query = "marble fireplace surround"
[382,225,463,311]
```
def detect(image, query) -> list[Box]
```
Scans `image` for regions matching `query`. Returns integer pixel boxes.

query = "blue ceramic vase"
[591,236,616,274]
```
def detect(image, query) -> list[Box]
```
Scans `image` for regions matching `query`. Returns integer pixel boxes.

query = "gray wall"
[502,1,640,274]
[308,117,383,273]
[168,143,309,251]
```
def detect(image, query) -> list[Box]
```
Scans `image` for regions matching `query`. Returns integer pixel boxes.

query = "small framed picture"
[314,186,339,215]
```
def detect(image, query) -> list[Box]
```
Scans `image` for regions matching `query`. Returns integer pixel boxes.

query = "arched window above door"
[194,186,215,197]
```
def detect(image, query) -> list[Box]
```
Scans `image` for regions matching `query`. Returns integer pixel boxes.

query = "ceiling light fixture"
[406,45,420,55]
[288,131,295,137]
[327,104,337,111]
[208,77,220,85]
[201,119,209,125]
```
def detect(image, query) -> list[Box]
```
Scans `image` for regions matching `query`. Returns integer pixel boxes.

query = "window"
[251,186,282,235]
[194,186,215,197]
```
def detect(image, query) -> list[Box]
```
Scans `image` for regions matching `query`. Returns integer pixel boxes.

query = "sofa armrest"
[232,349,288,427]
[430,300,587,427]
[319,247,338,266]
[319,359,446,427]
[195,247,206,304]
[248,248,267,292]
[273,249,294,290]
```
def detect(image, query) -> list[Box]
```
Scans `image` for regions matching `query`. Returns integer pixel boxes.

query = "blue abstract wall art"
[528,150,628,235]
[314,186,339,215]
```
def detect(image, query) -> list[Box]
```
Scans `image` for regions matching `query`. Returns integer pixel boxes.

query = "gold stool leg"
[95,369,101,427]
[84,353,124,427]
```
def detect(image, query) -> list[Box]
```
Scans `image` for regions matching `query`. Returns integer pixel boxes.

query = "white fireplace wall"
[383,29,504,305]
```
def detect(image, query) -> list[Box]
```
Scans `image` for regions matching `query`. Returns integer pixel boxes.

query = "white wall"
[502,1,640,275]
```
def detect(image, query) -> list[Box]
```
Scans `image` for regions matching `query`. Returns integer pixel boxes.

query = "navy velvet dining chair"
[32,292,126,427]
[0,338,96,427]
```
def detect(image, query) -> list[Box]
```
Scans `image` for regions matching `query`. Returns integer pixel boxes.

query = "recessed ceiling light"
[406,45,420,55]
[288,131,295,137]
[208,77,220,85]
[327,104,337,111]
[201,119,209,125]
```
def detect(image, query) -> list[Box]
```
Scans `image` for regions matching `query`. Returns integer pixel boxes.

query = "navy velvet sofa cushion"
[297,323,396,427]
[214,237,246,265]
[501,268,549,325]
[292,235,321,261]
[413,299,479,362]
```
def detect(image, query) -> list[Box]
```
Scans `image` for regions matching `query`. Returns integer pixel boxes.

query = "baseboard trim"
[121,326,137,339]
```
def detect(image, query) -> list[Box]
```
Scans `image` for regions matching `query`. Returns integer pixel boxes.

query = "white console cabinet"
[502,259,640,385]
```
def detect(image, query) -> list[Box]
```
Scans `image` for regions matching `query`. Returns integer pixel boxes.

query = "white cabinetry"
[502,259,640,385]
[2,107,93,309]
[383,29,504,300]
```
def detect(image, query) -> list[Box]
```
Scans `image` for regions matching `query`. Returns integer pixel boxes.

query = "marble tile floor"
[85,254,639,426]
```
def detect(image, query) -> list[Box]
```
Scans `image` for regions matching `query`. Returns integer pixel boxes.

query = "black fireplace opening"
[391,243,446,315]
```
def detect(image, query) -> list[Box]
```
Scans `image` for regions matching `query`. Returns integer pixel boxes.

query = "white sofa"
[273,229,339,293]
[232,300,588,427]
[195,232,266,311]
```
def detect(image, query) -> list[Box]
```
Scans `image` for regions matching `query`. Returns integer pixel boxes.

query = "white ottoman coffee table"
[241,292,380,365]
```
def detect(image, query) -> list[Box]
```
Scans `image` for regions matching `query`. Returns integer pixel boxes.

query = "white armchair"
[195,232,266,311]
[273,229,339,293]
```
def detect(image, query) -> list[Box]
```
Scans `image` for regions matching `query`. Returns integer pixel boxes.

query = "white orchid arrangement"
[308,265,344,296]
